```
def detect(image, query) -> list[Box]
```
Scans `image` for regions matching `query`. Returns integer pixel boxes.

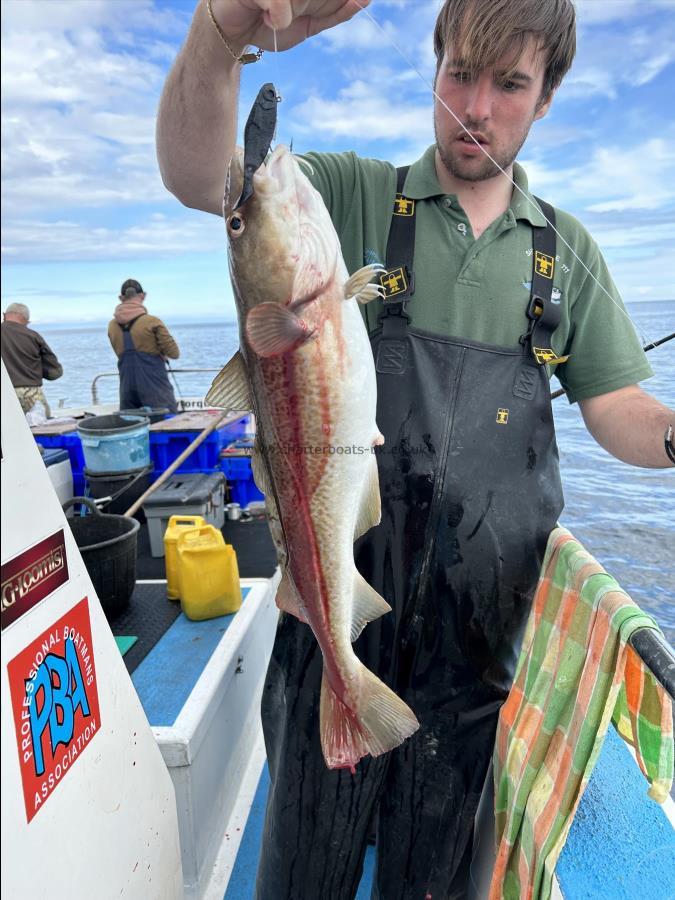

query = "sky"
[1,0,674,325]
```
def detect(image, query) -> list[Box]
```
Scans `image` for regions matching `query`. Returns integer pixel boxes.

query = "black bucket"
[64,497,139,618]
[84,465,154,519]
[118,407,170,425]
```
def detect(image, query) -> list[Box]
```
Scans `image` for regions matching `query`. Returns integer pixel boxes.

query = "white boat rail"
[90,367,222,405]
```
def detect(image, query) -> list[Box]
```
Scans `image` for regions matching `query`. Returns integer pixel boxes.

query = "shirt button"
[443,198,453,209]
[457,222,467,235]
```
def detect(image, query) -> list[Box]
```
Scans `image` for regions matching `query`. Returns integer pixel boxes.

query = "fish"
[206,144,419,770]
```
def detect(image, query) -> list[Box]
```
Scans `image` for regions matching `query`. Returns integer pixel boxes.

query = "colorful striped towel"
[489,526,673,900]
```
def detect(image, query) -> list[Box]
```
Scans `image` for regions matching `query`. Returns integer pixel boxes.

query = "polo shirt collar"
[402,145,445,200]
[403,146,548,227]
[509,162,547,227]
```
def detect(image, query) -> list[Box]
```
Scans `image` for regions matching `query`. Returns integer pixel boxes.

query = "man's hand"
[157,0,369,215]
[579,384,675,468]
[210,0,369,53]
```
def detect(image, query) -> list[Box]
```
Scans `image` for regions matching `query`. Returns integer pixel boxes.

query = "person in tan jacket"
[108,279,180,413]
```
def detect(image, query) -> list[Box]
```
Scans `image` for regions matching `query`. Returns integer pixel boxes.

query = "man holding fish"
[157,1,675,897]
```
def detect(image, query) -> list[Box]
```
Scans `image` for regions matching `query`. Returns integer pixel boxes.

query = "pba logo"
[7,598,101,822]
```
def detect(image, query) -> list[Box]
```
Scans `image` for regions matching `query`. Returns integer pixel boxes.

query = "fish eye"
[228,214,245,235]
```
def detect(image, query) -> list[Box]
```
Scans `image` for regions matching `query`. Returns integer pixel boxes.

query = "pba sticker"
[1,530,69,630]
[7,598,101,823]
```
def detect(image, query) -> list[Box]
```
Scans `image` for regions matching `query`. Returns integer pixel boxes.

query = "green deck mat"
[114,635,138,656]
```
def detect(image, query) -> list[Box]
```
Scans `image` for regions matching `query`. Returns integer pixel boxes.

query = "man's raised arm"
[156,0,368,216]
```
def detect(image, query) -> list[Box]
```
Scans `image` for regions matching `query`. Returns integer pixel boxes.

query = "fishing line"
[271,28,283,142]
[351,0,656,348]
[166,361,184,406]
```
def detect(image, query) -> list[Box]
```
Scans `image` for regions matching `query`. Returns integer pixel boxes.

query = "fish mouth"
[224,145,293,215]
[250,145,291,194]
[227,143,337,310]
[226,145,307,207]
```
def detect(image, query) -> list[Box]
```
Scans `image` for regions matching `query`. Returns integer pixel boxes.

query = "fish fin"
[320,664,419,770]
[251,444,271,496]
[205,350,252,410]
[344,264,386,301]
[246,303,314,358]
[354,454,381,540]
[356,283,386,305]
[251,446,289,569]
[350,571,390,642]
[275,570,307,623]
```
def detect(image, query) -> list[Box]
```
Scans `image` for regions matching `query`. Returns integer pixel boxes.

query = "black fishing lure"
[235,82,279,211]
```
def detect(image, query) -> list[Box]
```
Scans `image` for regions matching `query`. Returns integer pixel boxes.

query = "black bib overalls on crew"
[117,316,178,413]
[257,174,564,900]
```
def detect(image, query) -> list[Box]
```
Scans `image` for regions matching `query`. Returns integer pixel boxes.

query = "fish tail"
[319,664,419,770]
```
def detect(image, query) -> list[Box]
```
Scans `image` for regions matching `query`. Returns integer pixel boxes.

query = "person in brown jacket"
[1,302,63,418]
[108,279,180,413]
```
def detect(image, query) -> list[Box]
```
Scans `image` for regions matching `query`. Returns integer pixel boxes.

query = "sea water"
[38,301,674,644]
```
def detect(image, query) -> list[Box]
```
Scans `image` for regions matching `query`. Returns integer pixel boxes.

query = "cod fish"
[206,145,419,770]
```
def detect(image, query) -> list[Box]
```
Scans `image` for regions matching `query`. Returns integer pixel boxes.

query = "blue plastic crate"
[73,473,86,497]
[221,456,255,480]
[149,415,250,475]
[34,432,85,480]
[41,448,69,467]
[228,473,264,506]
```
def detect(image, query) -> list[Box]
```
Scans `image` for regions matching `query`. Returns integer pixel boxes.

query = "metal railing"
[87,371,675,699]
[630,628,675,700]
[90,368,221,405]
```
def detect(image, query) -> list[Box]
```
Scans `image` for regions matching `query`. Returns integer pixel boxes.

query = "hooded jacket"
[107,304,179,360]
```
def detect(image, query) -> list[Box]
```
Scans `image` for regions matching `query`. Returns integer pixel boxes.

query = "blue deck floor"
[131,588,251,727]
[222,727,674,900]
[126,590,674,900]
[223,764,375,900]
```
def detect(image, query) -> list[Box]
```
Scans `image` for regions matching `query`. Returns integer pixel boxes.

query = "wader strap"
[513,197,567,400]
[376,166,415,375]
[514,198,563,398]
[520,198,560,365]
[120,314,147,352]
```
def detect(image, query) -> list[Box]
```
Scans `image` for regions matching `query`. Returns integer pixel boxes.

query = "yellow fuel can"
[163,515,206,600]
[176,524,242,621]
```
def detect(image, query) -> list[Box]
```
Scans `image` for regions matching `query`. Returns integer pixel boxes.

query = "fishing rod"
[166,360,185,405]
[551,331,675,400]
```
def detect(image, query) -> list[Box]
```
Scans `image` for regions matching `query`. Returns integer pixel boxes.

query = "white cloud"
[523,137,675,213]
[0,0,185,37]
[317,9,398,50]
[1,0,674,313]
[286,51,434,148]
[521,135,675,302]
[1,0,173,220]
[561,5,675,100]
[2,213,225,262]
[576,0,675,25]
[317,0,439,75]
[290,88,431,140]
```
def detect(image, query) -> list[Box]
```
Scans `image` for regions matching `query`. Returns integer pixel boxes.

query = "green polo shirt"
[302,145,652,403]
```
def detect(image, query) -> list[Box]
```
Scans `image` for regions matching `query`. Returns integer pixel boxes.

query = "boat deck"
[100,515,674,900]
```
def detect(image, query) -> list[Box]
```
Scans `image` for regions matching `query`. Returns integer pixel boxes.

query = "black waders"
[257,175,564,900]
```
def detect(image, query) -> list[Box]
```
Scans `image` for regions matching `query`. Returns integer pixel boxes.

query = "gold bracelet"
[206,0,264,64]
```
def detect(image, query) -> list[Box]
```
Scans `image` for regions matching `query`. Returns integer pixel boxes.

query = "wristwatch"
[666,425,675,465]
